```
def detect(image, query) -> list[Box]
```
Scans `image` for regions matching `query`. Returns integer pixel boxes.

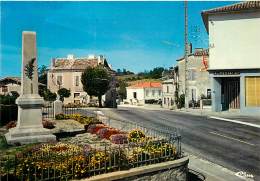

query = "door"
[222,77,240,110]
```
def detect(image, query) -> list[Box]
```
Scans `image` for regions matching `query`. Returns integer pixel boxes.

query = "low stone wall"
[82,156,189,181]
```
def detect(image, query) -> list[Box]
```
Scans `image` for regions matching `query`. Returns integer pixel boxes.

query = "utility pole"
[184,0,189,109]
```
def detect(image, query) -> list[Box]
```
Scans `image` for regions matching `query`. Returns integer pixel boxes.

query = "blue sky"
[1,1,236,77]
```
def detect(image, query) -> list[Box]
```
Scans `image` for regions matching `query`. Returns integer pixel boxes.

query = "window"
[74,100,80,104]
[191,89,196,101]
[133,92,137,99]
[146,90,149,96]
[75,76,79,86]
[245,76,260,107]
[167,86,169,93]
[164,97,166,104]
[158,90,161,96]
[152,90,155,96]
[57,75,62,86]
[207,89,211,99]
[74,93,80,98]
[2,86,8,93]
[188,69,197,81]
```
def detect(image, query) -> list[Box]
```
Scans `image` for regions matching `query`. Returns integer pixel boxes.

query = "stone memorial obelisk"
[5,31,56,145]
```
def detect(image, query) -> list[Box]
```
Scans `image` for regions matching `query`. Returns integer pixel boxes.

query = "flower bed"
[55,113,102,130]
[0,113,180,180]
[0,138,178,180]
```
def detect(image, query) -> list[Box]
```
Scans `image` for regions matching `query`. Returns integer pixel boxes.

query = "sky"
[0,1,237,77]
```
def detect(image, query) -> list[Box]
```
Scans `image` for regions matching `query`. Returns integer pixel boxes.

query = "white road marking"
[209,131,255,146]
[209,116,260,129]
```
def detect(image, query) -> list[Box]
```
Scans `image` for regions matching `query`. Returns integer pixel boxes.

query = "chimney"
[188,43,192,54]
[52,58,56,67]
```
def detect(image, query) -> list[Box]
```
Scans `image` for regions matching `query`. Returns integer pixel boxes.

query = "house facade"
[47,54,113,104]
[177,48,211,106]
[162,79,175,108]
[0,77,45,96]
[126,82,162,105]
[202,1,260,114]
[162,66,179,109]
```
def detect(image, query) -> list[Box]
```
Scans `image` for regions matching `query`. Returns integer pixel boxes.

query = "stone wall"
[84,156,189,181]
[118,163,188,181]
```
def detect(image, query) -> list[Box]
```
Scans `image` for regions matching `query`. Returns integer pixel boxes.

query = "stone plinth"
[5,96,56,145]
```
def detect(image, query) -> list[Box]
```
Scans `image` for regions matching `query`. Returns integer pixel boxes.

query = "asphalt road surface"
[92,107,260,180]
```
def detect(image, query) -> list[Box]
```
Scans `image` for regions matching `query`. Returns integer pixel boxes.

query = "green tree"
[81,66,111,107]
[38,65,48,85]
[117,80,128,101]
[149,67,165,79]
[176,94,185,109]
[57,88,71,102]
[39,88,57,101]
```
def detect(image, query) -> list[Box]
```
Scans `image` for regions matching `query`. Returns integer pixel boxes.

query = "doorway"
[221,77,240,110]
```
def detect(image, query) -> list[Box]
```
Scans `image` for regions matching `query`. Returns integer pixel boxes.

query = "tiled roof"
[176,48,209,62]
[53,58,101,70]
[193,49,209,56]
[128,82,162,89]
[202,1,260,31]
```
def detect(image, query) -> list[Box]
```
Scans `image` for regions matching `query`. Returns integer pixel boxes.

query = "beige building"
[177,48,211,106]
[162,66,179,109]
[47,54,112,104]
[0,77,45,96]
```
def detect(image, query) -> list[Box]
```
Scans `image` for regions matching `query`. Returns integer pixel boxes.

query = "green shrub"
[0,104,18,126]
[55,113,69,120]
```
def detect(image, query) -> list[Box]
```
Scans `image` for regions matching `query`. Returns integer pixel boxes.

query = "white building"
[202,1,260,114]
[126,82,162,105]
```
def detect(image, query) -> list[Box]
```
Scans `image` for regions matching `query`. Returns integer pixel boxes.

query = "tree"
[39,88,57,101]
[117,80,127,101]
[149,67,165,79]
[10,91,19,98]
[57,88,71,102]
[38,65,48,85]
[81,66,111,107]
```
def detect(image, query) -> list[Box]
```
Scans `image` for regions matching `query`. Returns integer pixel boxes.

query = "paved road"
[96,107,260,180]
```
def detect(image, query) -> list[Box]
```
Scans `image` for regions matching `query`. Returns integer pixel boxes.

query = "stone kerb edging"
[78,156,189,181]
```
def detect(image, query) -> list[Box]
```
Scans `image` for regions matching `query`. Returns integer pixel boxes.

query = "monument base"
[5,127,56,145]
[5,95,56,145]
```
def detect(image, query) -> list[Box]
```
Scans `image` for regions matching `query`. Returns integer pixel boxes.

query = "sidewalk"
[187,154,252,181]
[175,108,260,127]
